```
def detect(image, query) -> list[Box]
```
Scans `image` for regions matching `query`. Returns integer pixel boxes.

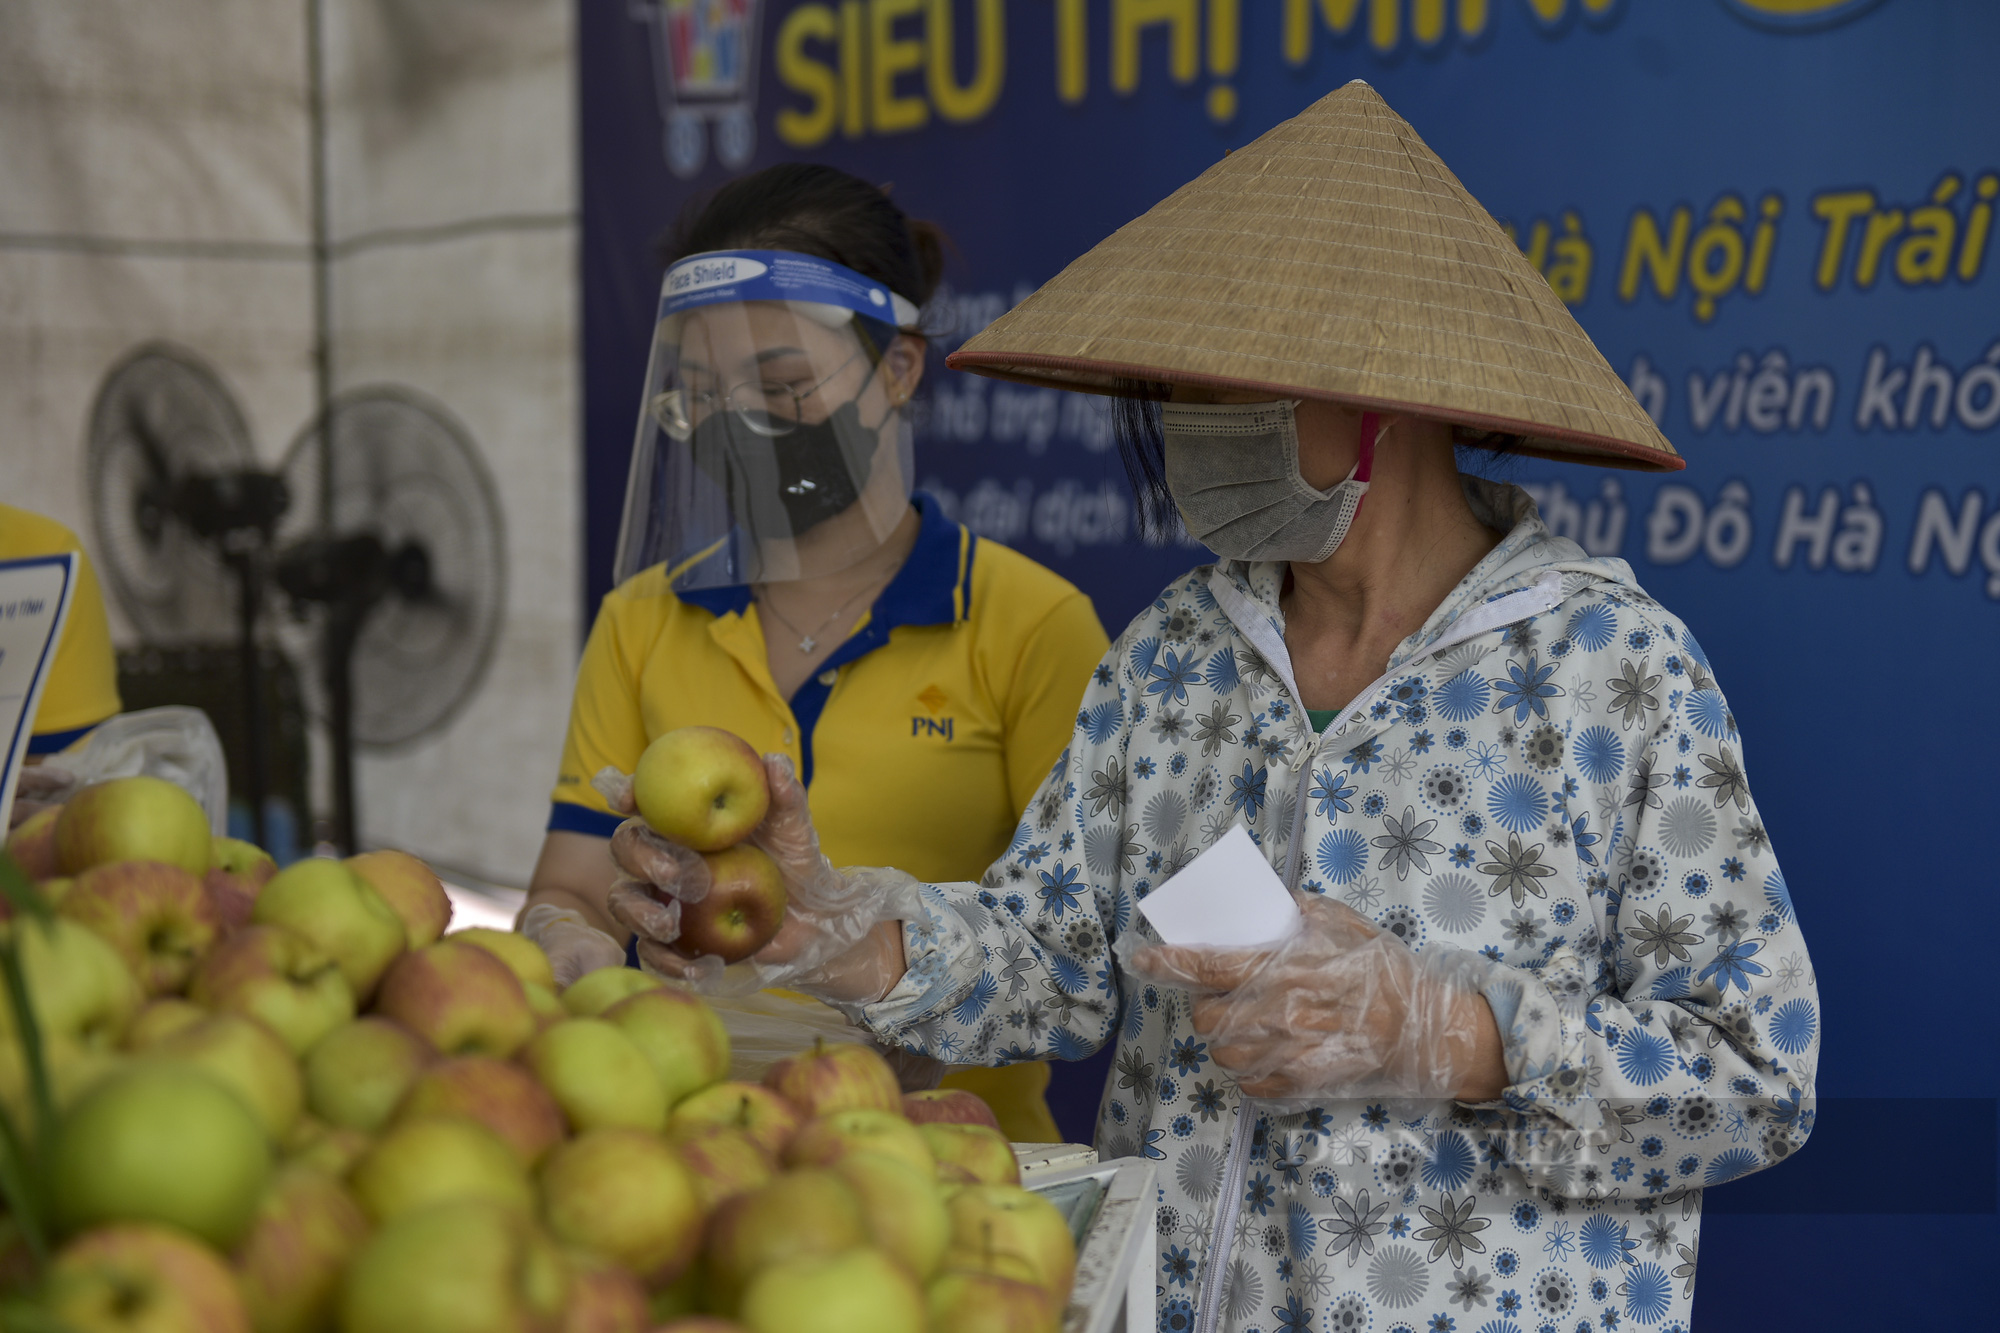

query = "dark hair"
[1110,378,1179,541]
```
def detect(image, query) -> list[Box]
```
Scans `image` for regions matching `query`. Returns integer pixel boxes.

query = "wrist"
[1450,991,1510,1102]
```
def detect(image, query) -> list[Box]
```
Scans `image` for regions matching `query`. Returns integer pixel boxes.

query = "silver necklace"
[755,562,899,654]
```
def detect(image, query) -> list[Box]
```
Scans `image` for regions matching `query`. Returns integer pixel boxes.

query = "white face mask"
[1161,401,1378,563]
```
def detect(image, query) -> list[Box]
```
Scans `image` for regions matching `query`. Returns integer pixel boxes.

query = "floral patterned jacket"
[856,481,1819,1333]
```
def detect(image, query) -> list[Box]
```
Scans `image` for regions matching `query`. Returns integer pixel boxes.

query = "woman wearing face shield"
[611,86,1818,1329]
[521,165,1109,1141]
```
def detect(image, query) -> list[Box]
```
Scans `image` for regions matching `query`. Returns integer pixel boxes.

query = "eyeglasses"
[650,346,867,441]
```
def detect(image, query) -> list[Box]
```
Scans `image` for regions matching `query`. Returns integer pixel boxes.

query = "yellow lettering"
[1808,189,1875,291]
[1284,0,1365,62]
[1055,0,1087,101]
[1895,175,1960,287]
[1413,0,1447,44]
[775,4,840,148]
[1854,208,1905,289]
[1369,0,1398,49]
[929,0,1005,123]
[1112,0,1199,94]
[1209,0,1240,76]
[871,0,929,134]
[1960,175,1998,283]
[1457,0,1490,39]
[841,1,867,137]
[1744,193,1783,294]
[1618,205,1690,304]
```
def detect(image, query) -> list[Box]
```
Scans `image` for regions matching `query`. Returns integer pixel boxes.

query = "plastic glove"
[1127,895,1504,1104]
[603,755,919,1004]
[519,902,627,989]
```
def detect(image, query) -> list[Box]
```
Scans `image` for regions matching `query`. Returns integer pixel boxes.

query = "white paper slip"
[1136,823,1301,948]
[0,553,79,827]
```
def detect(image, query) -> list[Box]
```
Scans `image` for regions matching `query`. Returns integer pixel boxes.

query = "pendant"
[798,636,816,653]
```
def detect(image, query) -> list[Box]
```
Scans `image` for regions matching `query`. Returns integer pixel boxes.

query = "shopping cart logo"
[631,0,765,178]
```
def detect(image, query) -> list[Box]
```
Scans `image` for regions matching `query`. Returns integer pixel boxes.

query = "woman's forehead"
[677,302,855,360]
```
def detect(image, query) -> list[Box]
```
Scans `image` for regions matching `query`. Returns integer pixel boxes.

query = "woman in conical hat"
[614,85,1816,1330]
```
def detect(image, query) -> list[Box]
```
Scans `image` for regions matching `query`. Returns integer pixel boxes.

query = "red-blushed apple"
[303,1015,434,1132]
[784,1108,936,1176]
[921,1121,1021,1186]
[3,805,59,879]
[151,1012,303,1140]
[521,1018,666,1132]
[942,1185,1076,1302]
[700,1169,866,1314]
[374,938,537,1058]
[189,925,356,1055]
[926,1267,1060,1333]
[601,984,730,1106]
[253,858,406,998]
[58,859,219,995]
[337,1198,569,1333]
[51,1061,272,1247]
[451,926,557,991]
[211,835,277,884]
[763,1039,901,1118]
[46,1222,251,1333]
[668,1123,775,1212]
[5,916,143,1051]
[398,1056,565,1166]
[738,1247,925,1333]
[344,848,453,948]
[281,1117,373,1178]
[538,1127,703,1284]
[560,965,662,1017]
[632,726,771,852]
[204,869,260,934]
[56,776,213,876]
[232,1163,370,1333]
[561,1249,651,1333]
[903,1087,1004,1132]
[673,843,786,963]
[669,1080,803,1158]
[124,997,207,1049]
[348,1114,533,1224]
[830,1151,951,1281]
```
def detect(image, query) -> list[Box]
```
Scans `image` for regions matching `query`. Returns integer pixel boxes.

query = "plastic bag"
[48,707,229,835]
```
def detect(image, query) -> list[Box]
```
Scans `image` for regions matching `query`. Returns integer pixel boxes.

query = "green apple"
[397,1056,565,1166]
[189,925,356,1055]
[46,1222,253,1333]
[652,1320,745,1333]
[942,1185,1076,1302]
[925,1267,1060,1333]
[56,776,212,876]
[784,1108,935,1177]
[374,939,536,1058]
[763,1040,901,1118]
[700,1169,866,1313]
[58,859,219,996]
[151,1012,303,1139]
[632,727,770,852]
[669,1080,803,1158]
[831,1151,951,1281]
[739,1247,924,1333]
[51,1061,273,1247]
[902,1088,1003,1132]
[3,915,142,1050]
[524,981,566,1027]
[281,1117,373,1178]
[4,805,60,879]
[348,1114,533,1224]
[211,835,277,884]
[232,1163,370,1333]
[921,1121,1021,1186]
[338,1199,569,1333]
[343,849,453,948]
[450,927,556,991]
[253,858,406,998]
[601,985,730,1106]
[125,997,207,1049]
[520,1018,664,1132]
[560,965,662,1017]
[561,1249,651,1333]
[674,844,786,964]
[303,1016,434,1132]
[538,1127,703,1284]
[669,1123,775,1212]
[0,1033,125,1134]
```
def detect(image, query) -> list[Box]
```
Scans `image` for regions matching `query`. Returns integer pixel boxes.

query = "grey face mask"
[1161,400,1377,563]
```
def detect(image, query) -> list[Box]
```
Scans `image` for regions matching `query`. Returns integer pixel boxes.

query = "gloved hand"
[602,755,918,1004]
[1128,895,1507,1104]
[519,902,627,988]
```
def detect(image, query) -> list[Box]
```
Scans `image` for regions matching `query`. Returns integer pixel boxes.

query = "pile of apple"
[0,775,1075,1333]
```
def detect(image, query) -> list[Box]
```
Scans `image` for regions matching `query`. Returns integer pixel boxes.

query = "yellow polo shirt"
[550,493,1108,1138]
[0,505,122,752]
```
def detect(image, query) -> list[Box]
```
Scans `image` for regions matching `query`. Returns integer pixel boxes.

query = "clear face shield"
[614,250,921,591]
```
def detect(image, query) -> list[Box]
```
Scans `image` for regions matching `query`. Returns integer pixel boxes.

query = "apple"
[561,965,661,1017]
[124,997,208,1049]
[253,858,406,998]
[373,939,536,1058]
[669,1123,774,1211]
[784,1108,936,1176]
[830,1151,951,1280]
[189,925,356,1055]
[58,859,219,996]
[348,1114,533,1224]
[281,1117,373,1178]
[4,915,142,1050]
[601,985,730,1106]
[338,1199,569,1333]
[204,870,261,934]
[4,805,59,879]
[700,1169,866,1313]
[520,1018,666,1132]
[344,848,453,948]
[151,1012,303,1140]
[538,1127,703,1283]
[654,1321,744,1333]
[211,836,277,884]
[942,1185,1076,1301]
[926,1267,1060,1333]
[764,1039,901,1118]
[670,1081,803,1158]
[449,926,556,991]
[632,726,770,852]
[921,1121,1021,1186]
[647,1266,706,1324]
[673,844,786,963]
[904,1087,1004,1132]
[51,1061,272,1247]
[232,1163,370,1333]
[46,1222,252,1333]
[38,874,75,908]
[397,1056,564,1166]
[0,1034,124,1134]
[739,1247,925,1333]
[561,1250,651,1333]
[303,1016,434,1132]
[56,776,213,876]
[524,981,566,1026]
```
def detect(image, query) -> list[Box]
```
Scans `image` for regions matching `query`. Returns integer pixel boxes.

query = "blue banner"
[582,2,1998,1319]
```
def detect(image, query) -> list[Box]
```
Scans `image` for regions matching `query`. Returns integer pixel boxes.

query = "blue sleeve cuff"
[546,801,624,838]
[28,721,105,755]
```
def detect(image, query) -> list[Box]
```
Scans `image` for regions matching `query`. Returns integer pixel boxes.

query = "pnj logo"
[1717,0,1886,29]
[912,685,954,741]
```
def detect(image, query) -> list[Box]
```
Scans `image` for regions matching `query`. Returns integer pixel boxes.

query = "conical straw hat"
[947,81,1680,471]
